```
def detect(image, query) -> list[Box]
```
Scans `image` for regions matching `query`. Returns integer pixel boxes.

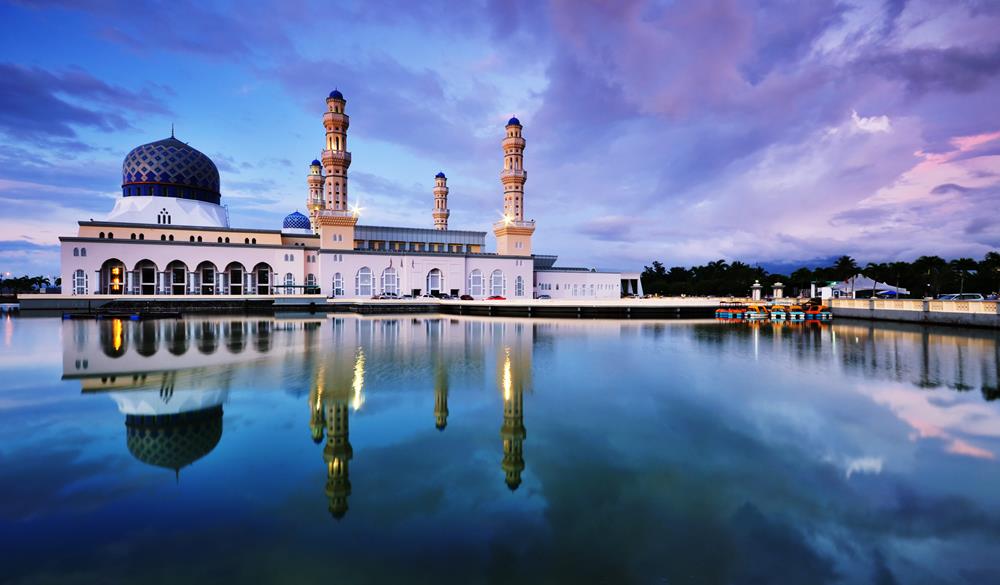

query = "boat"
[770,305,788,320]
[745,304,770,319]
[788,305,806,321]
[715,301,746,319]
[804,304,832,320]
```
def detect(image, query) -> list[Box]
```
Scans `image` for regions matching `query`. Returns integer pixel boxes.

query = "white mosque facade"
[59,91,640,300]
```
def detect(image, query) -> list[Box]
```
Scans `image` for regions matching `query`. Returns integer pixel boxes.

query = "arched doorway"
[100,258,127,295]
[134,259,158,295]
[426,268,443,296]
[253,263,273,295]
[196,261,218,295]
[225,262,246,295]
[165,260,188,295]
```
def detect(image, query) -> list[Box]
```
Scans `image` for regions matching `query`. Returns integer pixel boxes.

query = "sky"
[1,0,1000,277]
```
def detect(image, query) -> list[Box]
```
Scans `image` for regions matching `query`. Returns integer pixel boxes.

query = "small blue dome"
[328,89,344,100]
[435,171,446,179]
[310,159,321,166]
[283,211,311,230]
[507,116,521,126]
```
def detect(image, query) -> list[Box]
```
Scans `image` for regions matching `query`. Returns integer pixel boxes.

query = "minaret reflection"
[434,358,449,431]
[310,344,365,520]
[498,325,532,491]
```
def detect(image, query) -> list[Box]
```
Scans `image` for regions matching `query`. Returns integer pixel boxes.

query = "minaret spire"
[321,90,351,211]
[432,172,450,230]
[493,116,534,256]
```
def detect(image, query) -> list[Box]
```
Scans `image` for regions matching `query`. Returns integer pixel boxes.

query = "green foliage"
[641,252,1000,297]
[0,275,52,295]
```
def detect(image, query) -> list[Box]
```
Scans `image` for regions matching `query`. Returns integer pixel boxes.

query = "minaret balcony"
[322,150,352,166]
[500,169,527,179]
[493,218,535,230]
[502,136,525,149]
[323,111,350,128]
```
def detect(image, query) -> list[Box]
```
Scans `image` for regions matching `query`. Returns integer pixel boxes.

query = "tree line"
[0,275,56,296]
[641,253,1000,298]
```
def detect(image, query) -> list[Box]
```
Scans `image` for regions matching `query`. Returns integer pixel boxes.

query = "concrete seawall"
[830,299,1000,329]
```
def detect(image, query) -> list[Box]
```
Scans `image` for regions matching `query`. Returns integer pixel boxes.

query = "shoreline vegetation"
[641,253,1000,299]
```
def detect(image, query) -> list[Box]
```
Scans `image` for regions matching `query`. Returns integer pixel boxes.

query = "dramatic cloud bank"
[1,0,1000,275]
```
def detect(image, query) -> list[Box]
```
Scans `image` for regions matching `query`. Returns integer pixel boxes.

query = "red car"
[459,294,474,300]
[486,295,506,300]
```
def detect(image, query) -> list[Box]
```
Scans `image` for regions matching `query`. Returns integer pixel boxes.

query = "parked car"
[438,294,453,300]
[939,293,984,301]
[536,294,551,300]
[401,294,414,299]
[459,294,474,300]
[486,295,506,300]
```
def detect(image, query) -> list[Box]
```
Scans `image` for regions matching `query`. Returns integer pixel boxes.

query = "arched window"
[333,272,344,297]
[305,273,316,293]
[490,270,505,296]
[225,237,230,243]
[80,248,86,257]
[284,272,294,294]
[252,238,256,244]
[197,236,202,242]
[381,267,398,296]
[355,267,372,296]
[245,237,250,244]
[139,233,144,240]
[468,269,483,296]
[161,235,166,241]
[190,236,195,242]
[515,275,524,297]
[73,269,87,295]
[73,248,79,257]
[99,232,105,239]
[426,268,443,295]
[218,237,223,243]
[108,232,114,239]
[130,233,136,240]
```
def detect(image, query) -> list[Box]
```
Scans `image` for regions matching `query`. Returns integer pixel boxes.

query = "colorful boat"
[788,305,806,321]
[745,304,770,319]
[770,305,788,320]
[804,304,833,320]
[715,302,746,319]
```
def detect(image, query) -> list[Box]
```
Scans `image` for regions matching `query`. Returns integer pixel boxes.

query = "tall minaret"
[432,172,450,230]
[322,90,351,211]
[502,117,526,221]
[493,116,535,256]
[306,159,324,233]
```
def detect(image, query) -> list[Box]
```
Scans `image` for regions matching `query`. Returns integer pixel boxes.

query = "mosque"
[58,90,640,300]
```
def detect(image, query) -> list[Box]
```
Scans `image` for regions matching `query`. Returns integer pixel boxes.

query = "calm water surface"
[1,314,999,584]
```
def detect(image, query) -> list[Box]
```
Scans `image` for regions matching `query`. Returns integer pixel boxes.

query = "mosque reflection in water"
[63,315,1000,520]
[62,315,532,518]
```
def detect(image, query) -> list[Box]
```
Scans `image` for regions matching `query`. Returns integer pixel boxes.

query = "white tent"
[824,274,909,299]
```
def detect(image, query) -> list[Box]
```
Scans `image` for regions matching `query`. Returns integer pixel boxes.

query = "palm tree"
[950,258,977,294]
[833,255,859,281]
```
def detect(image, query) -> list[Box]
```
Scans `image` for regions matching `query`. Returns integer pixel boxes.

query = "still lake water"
[1,314,999,584]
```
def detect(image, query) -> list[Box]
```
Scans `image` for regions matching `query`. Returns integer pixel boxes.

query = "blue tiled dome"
[507,116,521,126]
[121,137,221,205]
[283,210,311,230]
[329,89,344,100]
[435,171,446,179]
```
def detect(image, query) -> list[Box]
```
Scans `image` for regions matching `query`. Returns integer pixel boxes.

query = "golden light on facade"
[351,347,366,411]
[502,347,512,402]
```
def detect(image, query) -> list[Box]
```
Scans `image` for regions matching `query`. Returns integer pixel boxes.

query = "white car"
[938,293,984,301]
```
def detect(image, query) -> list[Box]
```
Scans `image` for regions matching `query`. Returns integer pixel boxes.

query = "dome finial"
[170,123,174,139]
